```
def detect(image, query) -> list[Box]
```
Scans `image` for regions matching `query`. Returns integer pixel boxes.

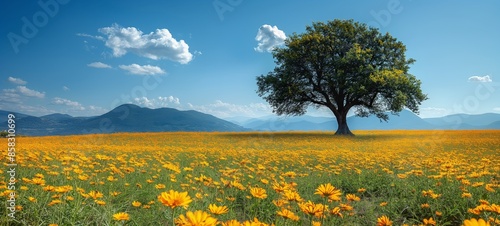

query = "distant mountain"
[0,104,247,136]
[0,110,31,122]
[235,110,500,131]
[242,110,433,131]
[424,113,500,129]
[40,113,74,121]
[2,106,499,135]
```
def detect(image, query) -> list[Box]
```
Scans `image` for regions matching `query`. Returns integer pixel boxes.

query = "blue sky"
[1,0,499,119]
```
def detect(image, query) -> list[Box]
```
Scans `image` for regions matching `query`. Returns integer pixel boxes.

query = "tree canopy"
[256,19,427,135]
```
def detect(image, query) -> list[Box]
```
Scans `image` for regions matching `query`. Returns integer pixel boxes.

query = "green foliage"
[0,130,8,138]
[257,19,427,134]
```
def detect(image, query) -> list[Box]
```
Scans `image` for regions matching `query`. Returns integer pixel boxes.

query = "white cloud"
[255,24,286,53]
[133,96,181,108]
[493,107,500,112]
[0,89,21,103]
[88,62,112,68]
[53,97,85,110]
[76,33,105,41]
[119,64,166,75]
[17,86,45,98]
[63,86,69,91]
[468,75,492,83]
[187,100,272,118]
[8,76,27,85]
[98,24,193,64]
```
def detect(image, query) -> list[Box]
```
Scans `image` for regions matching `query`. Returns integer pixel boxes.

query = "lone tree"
[257,19,427,135]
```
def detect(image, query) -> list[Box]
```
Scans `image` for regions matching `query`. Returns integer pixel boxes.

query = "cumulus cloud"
[98,24,193,64]
[17,86,45,98]
[133,96,181,108]
[8,76,27,85]
[88,62,112,68]
[119,64,166,75]
[255,24,286,52]
[468,75,492,83]
[187,100,272,118]
[53,97,85,110]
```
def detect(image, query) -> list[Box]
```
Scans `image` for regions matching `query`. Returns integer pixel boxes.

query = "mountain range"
[1,104,499,136]
[0,104,246,136]
[228,110,500,131]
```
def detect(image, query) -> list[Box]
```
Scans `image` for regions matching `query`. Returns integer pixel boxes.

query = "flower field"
[1,130,499,225]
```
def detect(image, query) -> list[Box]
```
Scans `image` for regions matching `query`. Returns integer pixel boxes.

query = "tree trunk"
[335,114,353,135]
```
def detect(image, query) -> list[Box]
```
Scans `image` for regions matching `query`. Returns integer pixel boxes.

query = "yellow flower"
[276,208,300,221]
[423,217,436,225]
[346,194,361,201]
[220,220,242,226]
[87,191,104,199]
[250,187,267,199]
[28,197,37,202]
[175,210,217,226]
[208,204,228,215]
[132,201,141,207]
[421,203,430,208]
[377,215,393,226]
[298,201,327,218]
[462,192,472,198]
[357,188,366,193]
[380,202,388,207]
[113,212,130,221]
[330,206,343,218]
[463,218,490,226]
[48,199,62,206]
[158,190,192,209]
[312,221,321,226]
[155,184,166,189]
[95,200,106,206]
[314,183,341,199]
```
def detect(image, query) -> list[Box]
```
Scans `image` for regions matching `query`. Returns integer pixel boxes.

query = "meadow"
[1,130,499,225]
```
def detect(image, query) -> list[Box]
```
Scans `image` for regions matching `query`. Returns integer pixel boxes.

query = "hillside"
[1,104,246,136]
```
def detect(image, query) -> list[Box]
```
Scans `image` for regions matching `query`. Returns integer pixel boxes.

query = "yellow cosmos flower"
[208,204,229,215]
[132,201,141,207]
[276,208,300,221]
[423,217,436,226]
[314,183,341,198]
[87,191,104,200]
[346,194,361,202]
[175,210,217,226]
[158,190,192,209]
[113,212,130,221]
[330,206,343,218]
[48,199,62,206]
[377,215,393,226]
[155,184,166,189]
[463,218,490,226]
[250,187,267,199]
[95,200,106,206]
[298,201,327,218]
